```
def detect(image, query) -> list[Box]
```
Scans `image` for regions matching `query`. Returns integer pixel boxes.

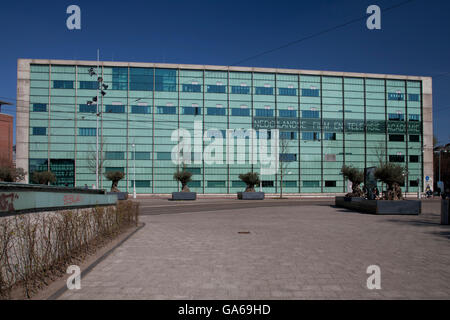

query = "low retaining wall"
[0,182,118,215]
[335,196,421,215]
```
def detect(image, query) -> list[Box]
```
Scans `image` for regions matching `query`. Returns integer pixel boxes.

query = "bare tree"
[87,137,107,188]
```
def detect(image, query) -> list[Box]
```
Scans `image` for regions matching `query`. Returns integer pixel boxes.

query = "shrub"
[374,163,404,200]
[341,165,364,197]
[105,171,124,192]
[173,169,192,192]
[31,171,56,185]
[0,167,26,182]
[238,172,260,192]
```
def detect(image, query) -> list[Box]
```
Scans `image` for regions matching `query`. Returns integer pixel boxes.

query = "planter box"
[442,200,450,225]
[172,192,197,200]
[107,192,128,200]
[336,196,421,215]
[237,192,265,200]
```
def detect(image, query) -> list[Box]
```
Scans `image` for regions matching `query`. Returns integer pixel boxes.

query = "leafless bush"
[0,200,139,299]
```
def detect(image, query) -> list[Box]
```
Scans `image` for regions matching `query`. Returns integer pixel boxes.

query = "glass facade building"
[16,59,434,194]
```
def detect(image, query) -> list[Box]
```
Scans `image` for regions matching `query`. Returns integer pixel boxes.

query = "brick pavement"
[60,201,450,299]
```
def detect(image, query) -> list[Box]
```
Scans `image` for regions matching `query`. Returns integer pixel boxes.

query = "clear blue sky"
[1,0,449,145]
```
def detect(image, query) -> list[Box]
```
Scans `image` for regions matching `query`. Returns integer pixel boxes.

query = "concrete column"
[16,59,31,183]
[422,77,433,192]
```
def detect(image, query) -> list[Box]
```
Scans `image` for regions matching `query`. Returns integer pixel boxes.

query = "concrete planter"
[107,192,128,200]
[442,200,450,225]
[237,192,265,200]
[336,196,421,215]
[171,192,197,200]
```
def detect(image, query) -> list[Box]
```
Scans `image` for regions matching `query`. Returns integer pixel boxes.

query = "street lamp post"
[95,49,99,189]
[132,143,136,199]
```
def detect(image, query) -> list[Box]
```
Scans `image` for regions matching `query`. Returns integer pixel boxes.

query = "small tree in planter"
[0,166,26,182]
[238,172,260,192]
[31,171,56,185]
[105,171,124,192]
[173,168,193,192]
[374,163,404,200]
[341,165,364,197]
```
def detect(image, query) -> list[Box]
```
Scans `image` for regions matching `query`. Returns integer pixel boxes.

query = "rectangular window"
[324,132,336,140]
[279,88,297,96]
[130,180,151,188]
[409,155,419,163]
[130,67,153,91]
[188,181,201,188]
[389,155,405,162]
[156,106,176,114]
[53,80,74,89]
[79,81,98,90]
[389,134,405,142]
[255,109,274,117]
[182,84,201,93]
[325,181,336,187]
[301,88,320,97]
[388,93,404,100]
[302,110,319,118]
[155,69,177,92]
[410,180,419,187]
[232,180,246,188]
[132,152,151,160]
[105,152,124,160]
[283,181,297,187]
[207,181,226,188]
[186,168,202,175]
[279,110,297,118]
[262,181,274,188]
[105,167,124,173]
[408,94,419,101]
[303,181,320,188]
[255,87,273,95]
[409,114,420,121]
[79,104,96,113]
[207,85,226,93]
[324,154,336,162]
[257,130,272,139]
[79,128,96,136]
[280,153,297,162]
[32,103,47,112]
[157,152,172,160]
[112,67,128,90]
[207,107,226,116]
[280,131,297,140]
[302,132,320,141]
[388,113,405,121]
[131,105,151,114]
[182,106,201,115]
[231,86,250,94]
[32,127,46,135]
[105,105,125,113]
[410,135,420,142]
[231,108,250,117]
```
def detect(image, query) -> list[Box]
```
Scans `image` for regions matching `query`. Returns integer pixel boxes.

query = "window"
[302,110,319,118]
[280,153,297,162]
[105,105,125,113]
[388,113,404,121]
[409,155,419,163]
[133,152,151,160]
[105,152,124,160]
[325,181,336,187]
[131,105,151,114]
[302,132,320,141]
[257,130,271,139]
[410,180,419,187]
[32,127,46,135]
[79,81,98,90]
[207,85,226,93]
[301,88,320,97]
[231,108,250,116]
[231,86,250,94]
[389,134,404,142]
[232,180,246,188]
[207,181,226,188]
[280,131,297,140]
[79,128,96,136]
[79,104,96,113]
[53,80,74,89]
[182,106,201,115]
[409,135,420,142]
[255,87,273,95]
[409,114,420,121]
[157,152,172,160]
[130,67,153,91]
[303,181,320,188]
[324,154,336,162]
[279,110,297,118]
[388,93,404,100]
[279,88,297,96]
[105,167,124,173]
[157,106,176,114]
[207,107,226,116]
[155,69,177,92]
[32,103,47,112]
[408,94,419,101]
[182,84,201,92]
[283,181,297,187]
[255,109,273,117]
[187,181,201,188]
[262,181,274,187]
[130,180,151,188]
[112,67,128,90]
[389,155,405,162]
[324,132,336,140]
[186,168,201,175]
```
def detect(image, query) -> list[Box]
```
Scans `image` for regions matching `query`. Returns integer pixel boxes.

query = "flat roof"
[19,58,430,81]
[0,100,13,105]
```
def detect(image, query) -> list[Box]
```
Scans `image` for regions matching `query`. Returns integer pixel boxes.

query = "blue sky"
[1,0,449,145]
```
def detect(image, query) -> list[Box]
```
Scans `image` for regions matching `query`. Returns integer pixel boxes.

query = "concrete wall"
[0,113,13,166]
[422,78,433,191]
[16,59,30,182]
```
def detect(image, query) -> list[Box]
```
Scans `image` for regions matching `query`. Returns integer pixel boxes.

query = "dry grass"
[0,200,139,299]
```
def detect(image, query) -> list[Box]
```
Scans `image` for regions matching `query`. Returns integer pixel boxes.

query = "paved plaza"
[59,199,450,300]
